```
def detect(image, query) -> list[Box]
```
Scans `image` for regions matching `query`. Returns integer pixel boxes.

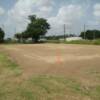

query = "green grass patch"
[0,52,22,77]
[12,75,100,100]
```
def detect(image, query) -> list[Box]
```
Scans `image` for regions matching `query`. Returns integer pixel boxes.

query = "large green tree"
[0,27,5,43]
[26,15,50,42]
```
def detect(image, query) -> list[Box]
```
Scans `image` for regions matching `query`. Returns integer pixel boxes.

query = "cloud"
[90,3,100,27]
[7,0,53,22]
[0,7,5,15]
[94,4,100,17]
[36,0,54,18]
[48,5,83,35]
[4,0,54,37]
[5,2,84,36]
[5,0,36,36]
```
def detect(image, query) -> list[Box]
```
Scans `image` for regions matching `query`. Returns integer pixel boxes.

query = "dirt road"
[1,44,100,79]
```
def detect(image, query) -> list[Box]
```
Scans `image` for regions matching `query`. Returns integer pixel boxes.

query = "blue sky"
[0,0,100,37]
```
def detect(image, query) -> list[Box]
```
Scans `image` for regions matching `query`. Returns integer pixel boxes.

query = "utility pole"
[64,24,66,41]
[69,27,71,36]
[84,24,86,40]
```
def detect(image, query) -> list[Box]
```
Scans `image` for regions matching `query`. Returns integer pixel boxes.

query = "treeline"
[1,16,100,44]
[47,30,100,41]
[80,30,100,40]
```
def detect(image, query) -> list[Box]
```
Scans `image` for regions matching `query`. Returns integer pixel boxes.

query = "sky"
[0,0,100,37]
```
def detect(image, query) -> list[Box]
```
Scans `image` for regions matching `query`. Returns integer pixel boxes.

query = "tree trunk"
[32,37,39,43]
[32,38,34,43]
[34,38,38,43]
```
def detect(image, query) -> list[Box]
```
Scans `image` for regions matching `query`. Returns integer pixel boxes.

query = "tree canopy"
[0,27,5,43]
[80,30,100,40]
[26,15,50,42]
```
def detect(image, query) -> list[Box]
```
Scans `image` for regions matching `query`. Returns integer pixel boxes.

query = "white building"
[66,37,82,42]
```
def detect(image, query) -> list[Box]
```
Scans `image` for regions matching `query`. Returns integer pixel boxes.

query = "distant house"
[66,37,82,42]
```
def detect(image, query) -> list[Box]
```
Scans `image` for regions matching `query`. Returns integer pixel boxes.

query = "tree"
[80,30,100,40]
[80,32,85,39]
[0,27,5,43]
[15,33,22,42]
[26,15,50,42]
[21,31,30,43]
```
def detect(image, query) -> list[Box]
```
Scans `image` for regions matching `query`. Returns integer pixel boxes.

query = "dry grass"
[0,44,100,100]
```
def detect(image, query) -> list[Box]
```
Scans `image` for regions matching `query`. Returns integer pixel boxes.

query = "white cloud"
[37,0,53,7]
[48,5,83,35]
[36,0,54,18]
[5,0,36,35]
[3,0,84,37]
[4,0,54,37]
[91,4,100,26]
[0,7,5,15]
[94,4,100,17]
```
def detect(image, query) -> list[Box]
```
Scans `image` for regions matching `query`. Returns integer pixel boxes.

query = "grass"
[64,39,100,45]
[46,39,100,45]
[3,38,100,45]
[0,51,100,100]
[0,52,21,77]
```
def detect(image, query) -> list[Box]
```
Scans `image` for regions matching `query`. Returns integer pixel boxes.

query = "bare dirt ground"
[1,44,100,81]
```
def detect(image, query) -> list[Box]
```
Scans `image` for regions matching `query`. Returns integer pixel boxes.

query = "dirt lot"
[1,44,100,79]
[0,44,100,100]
